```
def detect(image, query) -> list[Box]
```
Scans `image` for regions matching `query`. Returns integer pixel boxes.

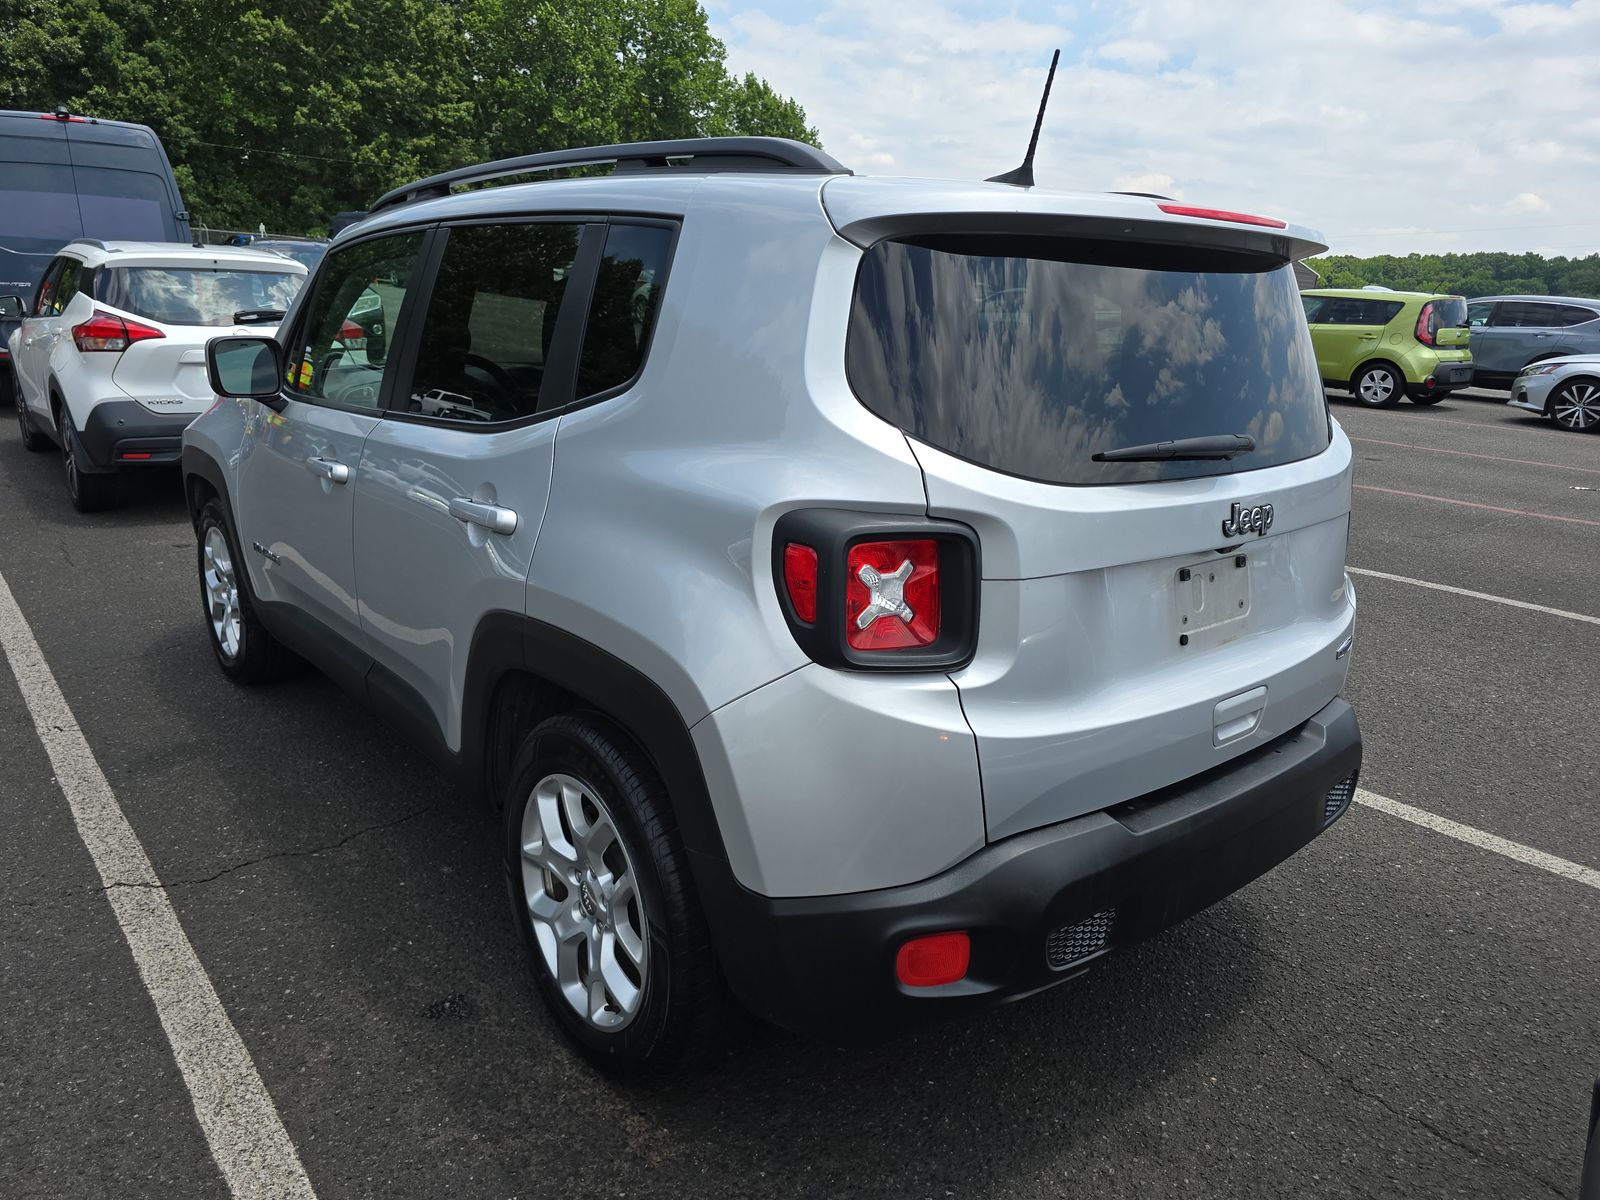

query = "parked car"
[1506,354,1600,432]
[0,108,190,406]
[1301,288,1472,407]
[4,240,306,511]
[186,136,1361,1073]
[1466,295,1600,387]
[223,233,329,272]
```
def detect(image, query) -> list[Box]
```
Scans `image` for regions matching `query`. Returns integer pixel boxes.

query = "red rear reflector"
[846,539,940,651]
[39,113,86,122]
[120,451,153,460]
[1157,203,1287,229]
[72,310,164,352]
[782,542,819,623]
[896,932,970,988]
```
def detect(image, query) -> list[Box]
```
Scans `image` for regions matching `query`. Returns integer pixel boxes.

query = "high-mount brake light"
[846,539,940,651]
[782,543,819,623]
[1415,301,1436,347]
[1157,203,1287,229]
[72,311,165,352]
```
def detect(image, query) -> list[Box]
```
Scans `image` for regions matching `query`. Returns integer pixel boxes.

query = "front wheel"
[1551,380,1600,432]
[1353,363,1404,408]
[196,497,298,682]
[504,713,727,1075]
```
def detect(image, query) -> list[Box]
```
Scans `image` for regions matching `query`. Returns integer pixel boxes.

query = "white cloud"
[712,0,1600,258]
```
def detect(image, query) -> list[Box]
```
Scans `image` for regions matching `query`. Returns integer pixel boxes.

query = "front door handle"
[306,456,350,484]
[448,497,518,535]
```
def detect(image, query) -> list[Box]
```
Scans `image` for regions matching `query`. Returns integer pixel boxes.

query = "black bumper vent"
[1046,908,1115,970]
[1324,771,1359,825]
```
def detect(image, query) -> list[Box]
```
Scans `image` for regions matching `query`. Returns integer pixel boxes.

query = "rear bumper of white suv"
[707,696,1360,1040]
[78,399,194,468]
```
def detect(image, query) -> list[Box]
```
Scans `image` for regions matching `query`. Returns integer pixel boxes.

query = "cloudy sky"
[708,0,1600,258]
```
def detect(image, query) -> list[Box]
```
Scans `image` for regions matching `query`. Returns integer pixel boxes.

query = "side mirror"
[207,336,284,400]
[0,296,25,321]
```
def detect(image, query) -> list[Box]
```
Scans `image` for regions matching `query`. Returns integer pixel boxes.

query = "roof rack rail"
[67,238,109,250]
[368,136,850,216]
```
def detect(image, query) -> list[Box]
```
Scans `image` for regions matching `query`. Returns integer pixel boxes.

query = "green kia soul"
[1301,288,1472,407]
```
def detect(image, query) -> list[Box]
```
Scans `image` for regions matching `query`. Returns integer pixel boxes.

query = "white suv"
[185,138,1362,1074]
[5,241,305,511]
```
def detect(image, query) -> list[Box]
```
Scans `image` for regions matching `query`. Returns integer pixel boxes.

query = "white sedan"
[1507,354,1600,433]
[5,240,307,511]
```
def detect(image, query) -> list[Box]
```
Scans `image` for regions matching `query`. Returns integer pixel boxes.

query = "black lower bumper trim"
[710,697,1361,1040]
[79,400,195,468]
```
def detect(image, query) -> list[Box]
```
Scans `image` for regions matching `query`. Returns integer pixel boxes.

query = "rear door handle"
[448,497,518,535]
[306,457,350,484]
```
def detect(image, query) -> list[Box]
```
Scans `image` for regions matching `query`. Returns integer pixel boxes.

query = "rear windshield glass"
[100,267,303,326]
[846,235,1330,485]
[1430,296,1467,329]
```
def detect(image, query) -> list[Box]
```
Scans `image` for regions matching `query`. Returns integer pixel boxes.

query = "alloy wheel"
[519,772,648,1031]
[1358,368,1399,405]
[202,526,243,659]
[1553,382,1600,431]
[61,420,79,500]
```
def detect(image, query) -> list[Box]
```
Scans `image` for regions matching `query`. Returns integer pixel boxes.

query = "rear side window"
[289,233,424,411]
[405,222,583,422]
[71,167,173,241]
[32,257,67,316]
[100,267,302,326]
[1497,302,1562,328]
[1558,305,1599,327]
[846,235,1329,486]
[576,224,673,400]
[1312,297,1404,326]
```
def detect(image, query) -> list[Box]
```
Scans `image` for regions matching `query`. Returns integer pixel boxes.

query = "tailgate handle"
[1214,686,1267,746]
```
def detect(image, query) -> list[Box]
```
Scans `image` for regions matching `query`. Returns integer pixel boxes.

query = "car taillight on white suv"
[73,310,165,352]
[774,512,978,669]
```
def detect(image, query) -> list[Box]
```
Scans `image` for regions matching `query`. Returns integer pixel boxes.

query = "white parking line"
[1348,566,1600,627]
[1356,789,1600,893]
[0,568,317,1200]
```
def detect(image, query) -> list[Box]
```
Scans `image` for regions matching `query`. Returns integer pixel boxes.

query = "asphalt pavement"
[1,386,1596,1199]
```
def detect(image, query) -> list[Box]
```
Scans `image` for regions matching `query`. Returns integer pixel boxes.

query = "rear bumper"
[79,400,195,468]
[715,696,1361,1040]
[1416,360,1474,392]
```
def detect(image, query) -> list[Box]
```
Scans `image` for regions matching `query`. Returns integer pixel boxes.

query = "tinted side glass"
[1466,302,1493,327]
[52,258,84,312]
[847,236,1329,486]
[1499,302,1561,327]
[575,224,673,401]
[32,258,66,316]
[405,222,583,423]
[1558,305,1599,327]
[71,167,174,241]
[1317,297,1401,326]
[0,163,84,256]
[1301,295,1327,321]
[288,233,424,411]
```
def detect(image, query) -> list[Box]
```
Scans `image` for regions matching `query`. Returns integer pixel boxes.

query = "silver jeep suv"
[185,137,1362,1072]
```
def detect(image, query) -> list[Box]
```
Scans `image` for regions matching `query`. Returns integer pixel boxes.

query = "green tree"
[1,0,817,234]
[1304,251,1600,298]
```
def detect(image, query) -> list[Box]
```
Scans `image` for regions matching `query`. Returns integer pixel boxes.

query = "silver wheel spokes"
[1554,382,1600,429]
[202,527,242,660]
[520,772,647,1031]
[1360,370,1396,403]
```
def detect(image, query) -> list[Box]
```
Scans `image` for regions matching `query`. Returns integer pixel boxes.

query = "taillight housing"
[774,510,978,670]
[1414,301,1436,347]
[73,311,165,352]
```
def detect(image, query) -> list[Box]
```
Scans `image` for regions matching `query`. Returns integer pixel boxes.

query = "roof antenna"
[987,48,1060,188]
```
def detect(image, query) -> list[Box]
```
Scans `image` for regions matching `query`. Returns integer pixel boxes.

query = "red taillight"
[39,112,86,122]
[896,932,970,988]
[1414,301,1436,347]
[1157,202,1287,229]
[337,318,365,346]
[845,539,940,651]
[72,311,165,352]
[782,542,819,623]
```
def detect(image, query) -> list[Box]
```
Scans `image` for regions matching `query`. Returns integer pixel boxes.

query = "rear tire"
[1353,363,1404,408]
[58,404,116,511]
[503,713,727,1075]
[1551,379,1600,432]
[196,497,299,682]
[16,395,49,451]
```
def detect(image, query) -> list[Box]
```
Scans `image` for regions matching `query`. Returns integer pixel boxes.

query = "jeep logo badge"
[1223,501,1274,538]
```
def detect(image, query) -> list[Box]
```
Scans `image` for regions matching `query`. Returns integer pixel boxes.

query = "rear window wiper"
[1092,433,1255,463]
[233,308,285,325]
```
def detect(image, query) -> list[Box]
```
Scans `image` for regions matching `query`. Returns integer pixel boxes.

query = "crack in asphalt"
[1211,921,1573,1198]
[89,805,433,895]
